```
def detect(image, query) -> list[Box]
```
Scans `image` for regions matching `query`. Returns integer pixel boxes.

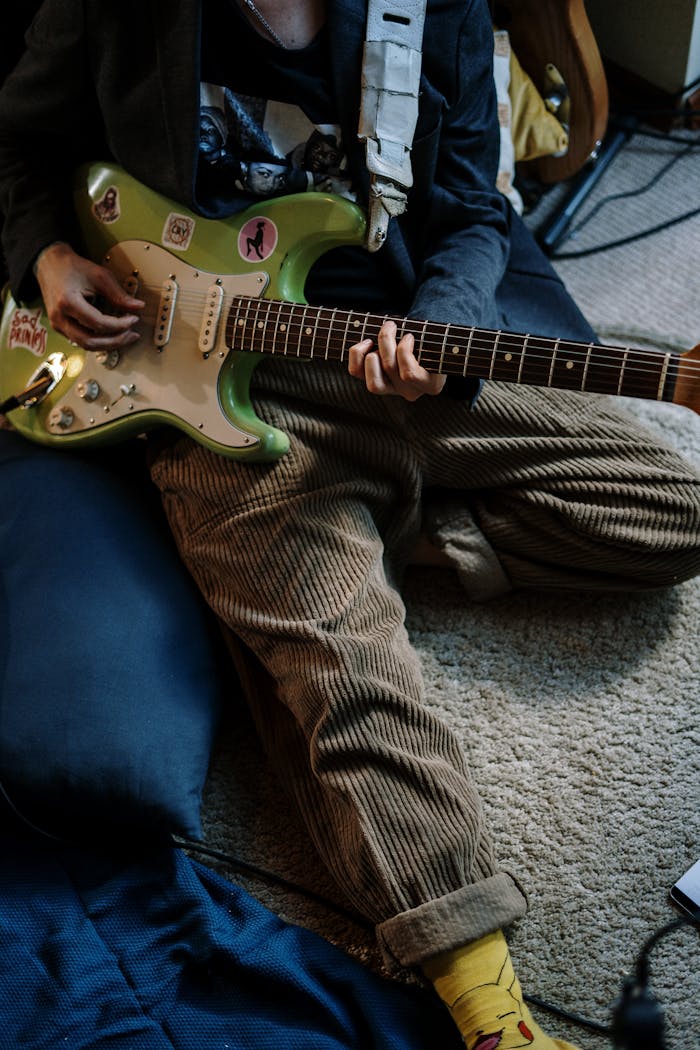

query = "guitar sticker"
[238,216,278,262]
[162,212,196,252]
[8,307,48,356]
[92,185,121,224]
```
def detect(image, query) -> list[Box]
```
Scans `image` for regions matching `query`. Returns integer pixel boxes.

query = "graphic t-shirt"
[197,0,406,311]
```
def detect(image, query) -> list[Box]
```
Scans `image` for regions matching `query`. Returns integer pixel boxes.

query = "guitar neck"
[226,298,680,404]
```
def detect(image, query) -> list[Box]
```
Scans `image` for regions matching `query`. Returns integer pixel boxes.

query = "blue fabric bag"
[0,834,461,1049]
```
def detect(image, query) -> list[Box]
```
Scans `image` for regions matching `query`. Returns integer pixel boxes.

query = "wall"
[585,0,700,95]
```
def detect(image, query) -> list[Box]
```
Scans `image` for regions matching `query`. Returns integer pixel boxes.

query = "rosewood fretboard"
[226,297,679,404]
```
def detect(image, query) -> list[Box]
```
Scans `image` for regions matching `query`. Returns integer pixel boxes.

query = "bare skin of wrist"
[35,247,441,400]
[35,242,145,352]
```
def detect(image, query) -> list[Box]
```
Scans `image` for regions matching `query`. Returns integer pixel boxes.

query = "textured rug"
[198,128,700,1048]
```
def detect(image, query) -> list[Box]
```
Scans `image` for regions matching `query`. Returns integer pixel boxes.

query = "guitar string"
[134,298,695,378]
[135,283,692,366]
[125,289,700,380]
[137,305,684,379]
[133,313,696,385]
[140,282,693,365]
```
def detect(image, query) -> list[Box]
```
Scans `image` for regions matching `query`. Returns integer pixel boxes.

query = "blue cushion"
[0,430,223,839]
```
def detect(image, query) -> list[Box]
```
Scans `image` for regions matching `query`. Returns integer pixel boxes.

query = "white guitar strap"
[358,0,427,251]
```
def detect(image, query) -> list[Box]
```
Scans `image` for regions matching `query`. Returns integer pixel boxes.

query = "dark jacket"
[0,0,510,330]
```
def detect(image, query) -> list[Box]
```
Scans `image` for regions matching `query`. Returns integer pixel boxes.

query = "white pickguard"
[45,241,269,449]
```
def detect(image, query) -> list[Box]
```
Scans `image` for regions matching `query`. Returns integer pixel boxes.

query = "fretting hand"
[348,319,446,401]
[34,242,145,351]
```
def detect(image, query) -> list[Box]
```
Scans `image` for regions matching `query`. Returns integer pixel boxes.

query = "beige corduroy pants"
[149,359,700,968]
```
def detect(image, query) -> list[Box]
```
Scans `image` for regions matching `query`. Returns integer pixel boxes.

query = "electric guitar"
[1,162,698,461]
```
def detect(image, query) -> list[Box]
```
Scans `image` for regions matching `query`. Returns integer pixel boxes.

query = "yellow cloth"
[423,930,579,1049]
[508,50,569,162]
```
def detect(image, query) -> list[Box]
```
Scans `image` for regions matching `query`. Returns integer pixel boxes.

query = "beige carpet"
[198,127,700,1048]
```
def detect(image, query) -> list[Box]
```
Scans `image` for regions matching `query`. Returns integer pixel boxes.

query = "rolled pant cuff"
[375,872,528,970]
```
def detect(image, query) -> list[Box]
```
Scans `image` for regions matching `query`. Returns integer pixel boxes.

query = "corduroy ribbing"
[149,360,700,967]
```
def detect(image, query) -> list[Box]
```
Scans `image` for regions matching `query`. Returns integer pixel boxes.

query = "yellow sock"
[422,930,580,1050]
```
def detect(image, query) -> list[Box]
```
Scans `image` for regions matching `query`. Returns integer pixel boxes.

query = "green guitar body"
[0,163,366,460]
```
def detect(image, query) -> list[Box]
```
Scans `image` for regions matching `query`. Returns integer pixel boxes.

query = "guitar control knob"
[48,405,75,430]
[77,378,100,402]
[96,349,120,369]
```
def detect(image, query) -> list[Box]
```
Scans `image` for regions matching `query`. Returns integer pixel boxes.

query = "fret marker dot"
[505,353,512,362]
[451,346,459,355]
[280,324,287,332]
[257,321,264,329]
[353,320,360,327]
[305,327,312,336]
[566,360,574,369]
[237,318,244,326]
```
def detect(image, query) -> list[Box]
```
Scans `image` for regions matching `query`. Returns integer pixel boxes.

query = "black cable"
[615,108,700,120]
[0,372,53,414]
[171,834,374,929]
[548,119,700,259]
[612,120,700,148]
[565,142,694,241]
[620,124,700,146]
[680,71,700,95]
[552,204,700,260]
[0,777,66,843]
[636,915,700,987]
[524,992,611,1036]
[612,914,700,1049]
[1,777,695,1042]
[174,835,614,1037]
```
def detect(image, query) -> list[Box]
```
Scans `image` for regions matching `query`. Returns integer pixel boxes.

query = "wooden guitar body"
[494,0,609,181]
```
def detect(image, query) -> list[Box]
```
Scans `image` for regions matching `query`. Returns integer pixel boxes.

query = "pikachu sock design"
[423,930,579,1050]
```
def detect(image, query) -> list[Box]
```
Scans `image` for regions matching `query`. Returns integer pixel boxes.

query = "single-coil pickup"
[154,278,178,348]
[199,282,224,355]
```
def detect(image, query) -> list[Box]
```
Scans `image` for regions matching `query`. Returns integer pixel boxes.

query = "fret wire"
[463,327,475,377]
[264,298,276,351]
[166,289,699,384]
[310,304,321,358]
[264,298,276,355]
[488,330,501,380]
[341,310,353,362]
[657,353,671,400]
[325,307,337,360]
[517,334,528,384]
[616,348,629,395]
[547,338,560,387]
[269,298,282,354]
[417,319,429,364]
[226,301,686,389]
[299,303,309,356]
[581,343,593,391]
[439,324,448,375]
[243,295,256,351]
[252,295,266,353]
[230,296,244,348]
[281,301,292,356]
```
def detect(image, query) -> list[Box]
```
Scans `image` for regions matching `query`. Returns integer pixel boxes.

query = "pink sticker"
[92,185,121,224]
[8,307,48,356]
[238,216,278,262]
[162,212,196,252]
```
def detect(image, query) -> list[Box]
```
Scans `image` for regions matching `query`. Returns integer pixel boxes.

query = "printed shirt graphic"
[198,83,357,204]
